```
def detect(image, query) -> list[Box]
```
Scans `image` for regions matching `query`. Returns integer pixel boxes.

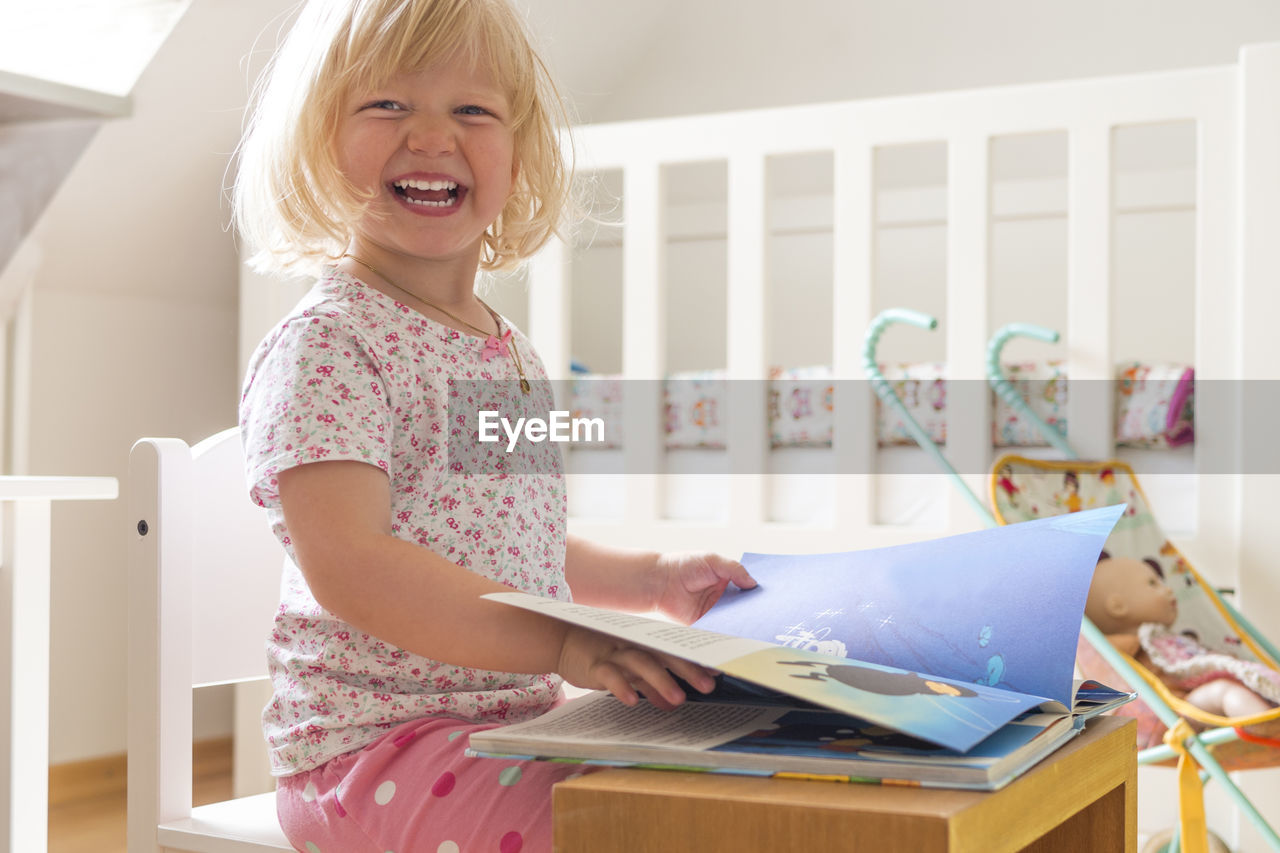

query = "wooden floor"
[48,740,235,853]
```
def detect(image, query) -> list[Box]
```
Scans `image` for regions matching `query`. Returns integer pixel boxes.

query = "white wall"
[2,0,295,763]
[0,120,97,282]
[573,0,1280,123]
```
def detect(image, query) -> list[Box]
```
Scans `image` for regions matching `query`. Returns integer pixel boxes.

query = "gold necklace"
[341,253,529,394]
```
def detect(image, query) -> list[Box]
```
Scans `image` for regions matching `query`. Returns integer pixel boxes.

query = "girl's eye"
[457,105,491,117]
[363,99,405,112]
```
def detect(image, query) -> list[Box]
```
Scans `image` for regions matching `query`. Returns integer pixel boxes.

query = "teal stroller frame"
[863,308,1280,853]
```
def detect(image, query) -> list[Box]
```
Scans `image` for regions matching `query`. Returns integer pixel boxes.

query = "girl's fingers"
[632,681,680,712]
[612,647,717,707]
[571,629,718,711]
[657,652,717,695]
[591,652,679,710]
[611,647,687,707]
[712,556,757,591]
[592,661,640,706]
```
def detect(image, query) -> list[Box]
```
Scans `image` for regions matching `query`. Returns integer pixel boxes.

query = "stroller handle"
[862,309,996,527]
[986,323,1075,458]
[862,309,937,373]
[862,308,938,402]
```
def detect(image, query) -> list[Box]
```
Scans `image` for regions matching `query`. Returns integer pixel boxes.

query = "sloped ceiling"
[0,0,186,97]
[0,0,677,124]
[521,0,684,122]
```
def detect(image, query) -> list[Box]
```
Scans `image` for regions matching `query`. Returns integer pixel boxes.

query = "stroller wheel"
[1142,827,1231,853]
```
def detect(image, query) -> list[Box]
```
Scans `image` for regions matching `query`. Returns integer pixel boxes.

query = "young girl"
[233,1,755,850]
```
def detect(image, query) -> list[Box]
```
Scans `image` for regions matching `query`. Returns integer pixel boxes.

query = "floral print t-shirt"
[240,269,568,776]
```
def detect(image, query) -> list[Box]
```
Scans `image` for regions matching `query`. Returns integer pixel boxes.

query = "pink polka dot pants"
[276,715,593,853]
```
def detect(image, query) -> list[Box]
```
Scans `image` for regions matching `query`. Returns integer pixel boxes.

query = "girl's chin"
[355,239,486,267]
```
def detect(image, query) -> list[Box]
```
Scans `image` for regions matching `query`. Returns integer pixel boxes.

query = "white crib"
[510,43,1280,577]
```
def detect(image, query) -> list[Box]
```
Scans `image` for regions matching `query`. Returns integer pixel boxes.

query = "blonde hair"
[234,0,573,275]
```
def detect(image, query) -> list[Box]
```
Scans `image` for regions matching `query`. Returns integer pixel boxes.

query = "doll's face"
[1086,557,1178,631]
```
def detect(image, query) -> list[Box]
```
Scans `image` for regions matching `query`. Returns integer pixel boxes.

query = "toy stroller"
[863,309,1280,853]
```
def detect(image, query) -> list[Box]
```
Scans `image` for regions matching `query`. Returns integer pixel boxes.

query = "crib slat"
[1066,125,1115,461]
[832,137,876,528]
[1237,45,1280,782]
[944,133,992,528]
[622,161,666,379]
[622,162,665,522]
[1238,43,1280,384]
[527,238,570,380]
[726,153,767,381]
[726,152,769,527]
[1189,72,1241,580]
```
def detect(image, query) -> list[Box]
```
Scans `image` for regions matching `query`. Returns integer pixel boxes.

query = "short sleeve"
[240,313,392,508]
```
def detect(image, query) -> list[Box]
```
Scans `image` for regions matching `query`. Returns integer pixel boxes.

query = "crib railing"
[528,44,1280,574]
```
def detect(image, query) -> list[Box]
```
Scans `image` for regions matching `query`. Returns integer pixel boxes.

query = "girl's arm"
[279,460,714,709]
[565,534,756,625]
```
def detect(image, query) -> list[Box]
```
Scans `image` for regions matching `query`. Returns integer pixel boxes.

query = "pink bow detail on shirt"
[482,329,512,362]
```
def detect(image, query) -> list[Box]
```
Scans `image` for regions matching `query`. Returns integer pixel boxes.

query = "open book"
[470,505,1134,789]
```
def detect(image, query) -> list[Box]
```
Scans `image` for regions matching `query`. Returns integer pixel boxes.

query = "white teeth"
[402,195,458,207]
[394,178,458,191]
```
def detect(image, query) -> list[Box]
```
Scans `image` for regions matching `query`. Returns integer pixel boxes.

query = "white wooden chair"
[127,428,292,852]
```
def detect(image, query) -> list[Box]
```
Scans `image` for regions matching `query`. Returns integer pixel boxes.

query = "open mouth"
[393,178,464,208]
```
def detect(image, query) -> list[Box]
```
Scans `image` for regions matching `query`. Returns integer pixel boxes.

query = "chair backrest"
[127,428,284,850]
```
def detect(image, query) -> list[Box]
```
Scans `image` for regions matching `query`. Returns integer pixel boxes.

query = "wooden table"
[553,715,1136,853]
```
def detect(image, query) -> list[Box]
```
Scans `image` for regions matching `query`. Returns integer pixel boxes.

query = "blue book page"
[716,645,1044,752]
[695,505,1124,707]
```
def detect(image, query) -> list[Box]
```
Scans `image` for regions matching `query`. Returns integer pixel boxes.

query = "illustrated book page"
[482,504,1129,758]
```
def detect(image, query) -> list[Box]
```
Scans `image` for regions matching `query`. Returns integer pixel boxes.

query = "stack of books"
[471,505,1133,791]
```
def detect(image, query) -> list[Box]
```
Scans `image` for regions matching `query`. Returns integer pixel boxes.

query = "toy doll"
[1060,470,1082,512]
[1085,555,1280,719]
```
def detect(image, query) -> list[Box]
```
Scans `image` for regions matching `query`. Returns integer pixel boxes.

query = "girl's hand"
[556,626,718,711]
[653,551,757,625]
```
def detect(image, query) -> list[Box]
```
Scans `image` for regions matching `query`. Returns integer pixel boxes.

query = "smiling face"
[236,0,571,276]
[335,53,517,273]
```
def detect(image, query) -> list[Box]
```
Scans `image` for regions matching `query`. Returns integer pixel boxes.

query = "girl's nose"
[407,117,456,157]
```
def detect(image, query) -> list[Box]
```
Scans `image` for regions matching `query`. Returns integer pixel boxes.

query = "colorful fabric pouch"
[875,362,948,446]
[1115,363,1195,448]
[992,360,1068,447]
[768,365,834,448]
[567,374,625,449]
[664,369,728,449]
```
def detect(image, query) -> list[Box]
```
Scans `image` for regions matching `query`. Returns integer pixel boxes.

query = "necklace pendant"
[520,378,531,395]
